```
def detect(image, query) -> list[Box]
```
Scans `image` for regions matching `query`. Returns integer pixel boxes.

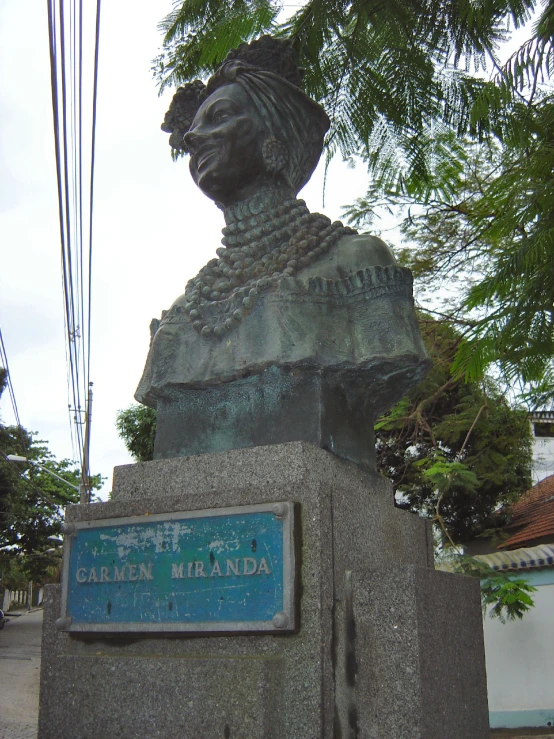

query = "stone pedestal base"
[39,443,488,738]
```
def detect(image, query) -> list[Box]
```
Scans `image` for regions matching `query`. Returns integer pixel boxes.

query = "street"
[0,610,42,739]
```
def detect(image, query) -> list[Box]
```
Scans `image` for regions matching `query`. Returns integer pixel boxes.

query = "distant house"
[530,410,554,483]
[471,474,554,732]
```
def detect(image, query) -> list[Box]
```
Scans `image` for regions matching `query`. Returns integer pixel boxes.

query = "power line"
[87,0,101,395]
[46,0,101,488]
[0,328,21,429]
[47,0,82,466]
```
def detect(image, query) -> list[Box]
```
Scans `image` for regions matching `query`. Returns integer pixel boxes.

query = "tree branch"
[458,401,488,460]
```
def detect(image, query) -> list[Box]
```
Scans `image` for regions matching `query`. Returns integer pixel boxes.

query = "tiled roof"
[476,544,554,571]
[498,474,554,549]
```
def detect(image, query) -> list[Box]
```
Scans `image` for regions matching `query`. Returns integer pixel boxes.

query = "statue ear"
[262,136,288,175]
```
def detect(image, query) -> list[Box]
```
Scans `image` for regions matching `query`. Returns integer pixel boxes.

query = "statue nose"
[183,130,202,153]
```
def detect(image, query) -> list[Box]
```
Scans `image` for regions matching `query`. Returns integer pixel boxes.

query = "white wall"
[532,435,554,483]
[484,579,554,718]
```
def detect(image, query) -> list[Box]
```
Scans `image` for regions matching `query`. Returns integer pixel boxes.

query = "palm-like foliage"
[345,94,554,392]
[454,97,554,384]
[154,0,536,186]
[154,0,280,91]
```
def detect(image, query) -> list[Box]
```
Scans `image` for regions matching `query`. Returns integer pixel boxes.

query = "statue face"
[184,83,266,205]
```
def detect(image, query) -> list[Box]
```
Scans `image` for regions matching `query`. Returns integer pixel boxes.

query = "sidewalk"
[0,608,42,739]
[0,719,39,739]
[6,607,43,616]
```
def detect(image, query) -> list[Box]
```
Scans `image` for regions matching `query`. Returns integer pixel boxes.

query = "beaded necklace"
[181,188,356,338]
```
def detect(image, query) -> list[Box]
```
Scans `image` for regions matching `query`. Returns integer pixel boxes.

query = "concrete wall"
[484,569,554,729]
[2,590,27,610]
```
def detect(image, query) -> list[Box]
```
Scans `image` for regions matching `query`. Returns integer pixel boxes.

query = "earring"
[262,137,287,174]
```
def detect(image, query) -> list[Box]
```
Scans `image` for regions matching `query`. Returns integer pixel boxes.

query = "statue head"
[161,37,330,207]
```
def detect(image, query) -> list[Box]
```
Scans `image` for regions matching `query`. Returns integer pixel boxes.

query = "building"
[530,411,554,483]
[473,474,554,731]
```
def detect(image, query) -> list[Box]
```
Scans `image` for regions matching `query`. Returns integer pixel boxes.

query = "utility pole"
[80,382,93,504]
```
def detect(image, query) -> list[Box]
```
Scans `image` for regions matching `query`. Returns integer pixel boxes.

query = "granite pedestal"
[39,442,489,738]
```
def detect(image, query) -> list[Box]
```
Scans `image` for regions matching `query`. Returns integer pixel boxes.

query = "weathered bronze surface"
[136,37,431,467]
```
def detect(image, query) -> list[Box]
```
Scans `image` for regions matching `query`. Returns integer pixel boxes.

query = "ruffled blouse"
[136,262,430,417]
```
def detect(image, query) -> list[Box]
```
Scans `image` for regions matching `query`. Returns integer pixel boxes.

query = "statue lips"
[186,126,223,174]
[190,142,226,195]
[195,147,219,172]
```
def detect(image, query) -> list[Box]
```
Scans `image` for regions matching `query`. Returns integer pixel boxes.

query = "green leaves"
[153,0,537,188]
[1,445,81,560]
[375,316,532,545]
[350,92,554,396]
[116,404,157,462]
[454,557,537,622]
[153,0,280,93]
[448,99,554,385]
[482,576,537,622]
[421,456,479,494]
[0,377,101,584]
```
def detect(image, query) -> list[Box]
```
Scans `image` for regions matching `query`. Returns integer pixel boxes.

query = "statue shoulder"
[300,232,397,281]
[335,233,397,268]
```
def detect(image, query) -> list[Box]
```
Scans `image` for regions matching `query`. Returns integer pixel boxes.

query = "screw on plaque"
[272,611,289,629]
[272,503,289,518]
[55,616,73,631]
[61,522,76,536]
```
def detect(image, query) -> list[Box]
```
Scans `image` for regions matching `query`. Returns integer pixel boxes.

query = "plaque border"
[59,501,297,635]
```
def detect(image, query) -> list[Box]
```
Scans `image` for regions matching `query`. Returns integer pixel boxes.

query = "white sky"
[0,0,372,497]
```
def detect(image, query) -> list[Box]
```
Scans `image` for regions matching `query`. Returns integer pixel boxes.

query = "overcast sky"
[0,0,374,497]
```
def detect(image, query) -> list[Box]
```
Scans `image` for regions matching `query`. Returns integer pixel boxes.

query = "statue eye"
[213,109,232,123]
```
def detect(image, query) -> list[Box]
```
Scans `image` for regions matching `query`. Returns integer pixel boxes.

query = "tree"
[346,103,554,397]
[153,0,541,187]
[0,370,101,585]
[454,96,554,389]
[375,316,532,546]
[116,404,157,462]
[337,0,554,391]
[0,550,28,592]
[374,316,535,619]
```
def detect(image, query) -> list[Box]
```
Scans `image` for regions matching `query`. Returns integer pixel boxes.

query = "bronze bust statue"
[136,37,430,467]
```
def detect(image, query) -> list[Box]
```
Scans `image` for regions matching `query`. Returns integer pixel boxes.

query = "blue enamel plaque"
[59,502,296,634]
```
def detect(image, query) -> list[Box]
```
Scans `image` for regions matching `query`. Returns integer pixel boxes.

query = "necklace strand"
[180,197,355,338]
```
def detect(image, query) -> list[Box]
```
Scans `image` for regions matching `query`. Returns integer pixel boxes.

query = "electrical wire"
[46,0,101,480]
[60,0,84,461]
[87,0,100,397]
[47,0,82,466]
[0,329,22,431]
